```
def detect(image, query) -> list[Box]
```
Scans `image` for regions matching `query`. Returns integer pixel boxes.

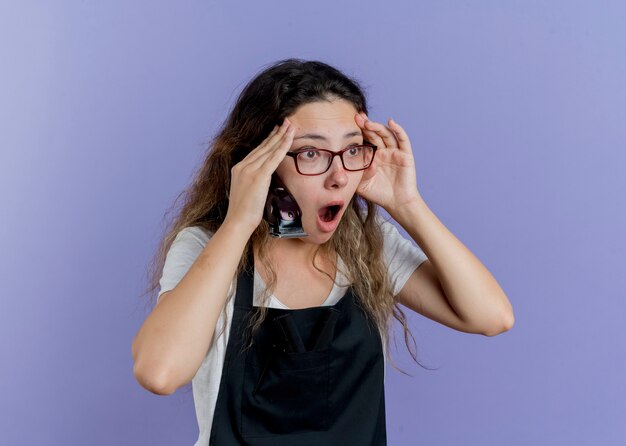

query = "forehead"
[288,99,361,141]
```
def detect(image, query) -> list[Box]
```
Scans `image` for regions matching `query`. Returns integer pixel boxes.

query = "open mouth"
[318,203,343,222]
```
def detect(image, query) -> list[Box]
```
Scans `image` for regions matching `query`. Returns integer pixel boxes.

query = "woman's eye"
[302,150,318,159]
[348,146,361,156]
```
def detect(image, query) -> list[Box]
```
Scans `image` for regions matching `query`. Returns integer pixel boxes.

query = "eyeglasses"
[285,142,377,176]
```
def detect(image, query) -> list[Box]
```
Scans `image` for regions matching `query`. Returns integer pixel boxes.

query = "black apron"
[209,247,387,445]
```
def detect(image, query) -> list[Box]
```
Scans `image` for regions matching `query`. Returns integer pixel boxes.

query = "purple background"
[2,1,625,445]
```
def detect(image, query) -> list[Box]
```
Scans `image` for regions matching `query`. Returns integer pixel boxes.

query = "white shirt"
[156,216,428,446]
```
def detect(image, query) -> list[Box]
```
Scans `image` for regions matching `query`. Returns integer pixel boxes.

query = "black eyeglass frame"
[285,142,378,176]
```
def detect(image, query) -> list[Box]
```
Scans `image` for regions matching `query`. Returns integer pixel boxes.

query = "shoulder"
[367,210,427,266]
[359,207,404,243]
[357,207,395,230]
[162,225,215,264]
[375,214,401,239]
[353,207,421,260]
[171,225,214,248]
[157,226,218,303]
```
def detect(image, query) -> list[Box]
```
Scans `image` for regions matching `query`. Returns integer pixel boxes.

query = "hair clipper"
[263,173,308,238]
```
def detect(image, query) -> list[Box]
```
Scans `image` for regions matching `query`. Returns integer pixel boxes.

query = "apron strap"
[235,244,255,309]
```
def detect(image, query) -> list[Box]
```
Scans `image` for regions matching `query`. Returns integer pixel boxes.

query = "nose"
[324,154,349,189]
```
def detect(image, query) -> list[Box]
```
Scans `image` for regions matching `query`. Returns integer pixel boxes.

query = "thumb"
[360,160,377,183]
[356,165,376,197]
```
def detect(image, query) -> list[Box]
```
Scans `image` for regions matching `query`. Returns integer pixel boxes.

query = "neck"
[265,236,333,265]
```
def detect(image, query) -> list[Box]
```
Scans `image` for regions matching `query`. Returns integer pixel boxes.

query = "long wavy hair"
[143,58,430,380]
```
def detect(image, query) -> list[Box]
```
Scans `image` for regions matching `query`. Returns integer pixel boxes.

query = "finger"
[359,156,377,183]
[254,119,289,154]
[262,125,296,167]
[356,113,385,148]
[388,119,413,153]
[245,119,291,165]
[359,113,396,149]
[255,123,282,150]
[253,124,296,171]
[361,114,398,149]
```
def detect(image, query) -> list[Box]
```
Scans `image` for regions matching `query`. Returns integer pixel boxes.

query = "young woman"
[132,58,514,445]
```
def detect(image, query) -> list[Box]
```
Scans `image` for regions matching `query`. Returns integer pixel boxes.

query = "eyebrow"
[293,131,362,141]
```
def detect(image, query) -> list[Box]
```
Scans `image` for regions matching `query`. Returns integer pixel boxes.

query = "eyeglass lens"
[296,146,374,174]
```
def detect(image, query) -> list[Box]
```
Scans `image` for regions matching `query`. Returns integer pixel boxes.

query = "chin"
[299,221,337,245]
[298,232,332,246]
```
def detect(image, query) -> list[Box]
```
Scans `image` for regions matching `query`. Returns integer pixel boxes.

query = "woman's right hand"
[223,118,296,236]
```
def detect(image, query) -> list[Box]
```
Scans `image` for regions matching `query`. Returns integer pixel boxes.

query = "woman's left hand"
[354,112,422,213]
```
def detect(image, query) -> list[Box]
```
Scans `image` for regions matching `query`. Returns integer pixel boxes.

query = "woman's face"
[274,98,365,245]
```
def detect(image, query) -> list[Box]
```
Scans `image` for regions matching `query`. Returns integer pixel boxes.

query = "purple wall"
[2,1,625,444]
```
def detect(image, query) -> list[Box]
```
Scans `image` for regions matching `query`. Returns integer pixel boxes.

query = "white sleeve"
[156,226,213,305]
[379,215,429,296]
